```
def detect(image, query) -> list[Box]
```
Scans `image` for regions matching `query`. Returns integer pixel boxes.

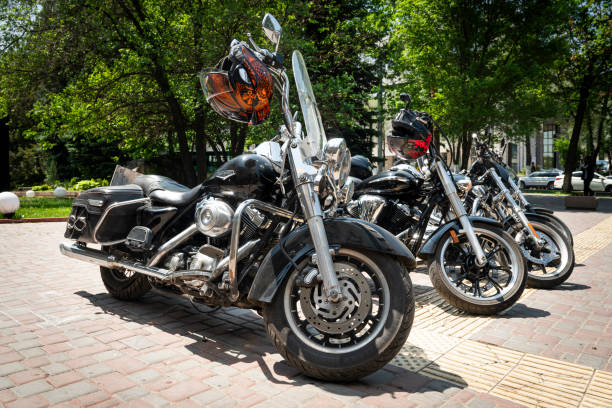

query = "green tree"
[555,0,611,192]
[390,0,567,168]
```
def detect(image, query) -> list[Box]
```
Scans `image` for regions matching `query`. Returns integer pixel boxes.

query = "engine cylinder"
[195,198,234,237]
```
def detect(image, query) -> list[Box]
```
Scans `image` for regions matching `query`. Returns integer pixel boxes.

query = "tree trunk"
[0,118,10,191]
[584,109,594,196]
[525,134,532,172]
[562,71,594,193]
[460,130,472,170]
[229,123,248,157]
[194,109,208,183]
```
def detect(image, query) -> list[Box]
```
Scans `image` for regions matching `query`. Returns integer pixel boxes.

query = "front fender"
[247,217,416,303]
[528,206,554,215]
[417,216,503,260]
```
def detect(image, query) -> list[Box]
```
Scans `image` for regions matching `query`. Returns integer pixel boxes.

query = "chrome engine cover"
[195,198,234,237]
[346,194,386,223]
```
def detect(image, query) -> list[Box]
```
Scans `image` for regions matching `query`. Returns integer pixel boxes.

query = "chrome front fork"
[434,160,488,266]
[487,169,543,248]
[288,139,341,302]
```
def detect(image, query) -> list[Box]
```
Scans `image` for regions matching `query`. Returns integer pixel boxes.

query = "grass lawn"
[0,197,73,219]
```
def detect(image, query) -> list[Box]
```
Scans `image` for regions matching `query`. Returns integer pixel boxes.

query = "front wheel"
[519,181,526,189]
[263,248,414,381]
[428,222,526,315]
[509,219,574,288]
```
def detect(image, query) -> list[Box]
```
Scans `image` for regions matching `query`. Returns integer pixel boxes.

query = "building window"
[510,143,518,172]
[543,124,555,168]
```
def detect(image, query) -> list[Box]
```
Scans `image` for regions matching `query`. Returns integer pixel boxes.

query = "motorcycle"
[345,95,526,315]
[466,132,574,288]
[59,14,416,381]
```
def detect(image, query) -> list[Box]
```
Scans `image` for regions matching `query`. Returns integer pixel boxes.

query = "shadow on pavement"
[499,303,551,319]
[74,289,466,400]
[553,282,590,291]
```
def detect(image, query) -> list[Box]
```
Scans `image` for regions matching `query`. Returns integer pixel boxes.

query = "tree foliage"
[389,0,567,168]
[1,0,386,186]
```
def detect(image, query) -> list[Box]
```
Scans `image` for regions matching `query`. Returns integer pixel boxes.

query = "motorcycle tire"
[100,266,151,300]
[514,219,574,289]
[263,248,414,382]
[533,212,573,247]
[428,222,526,315]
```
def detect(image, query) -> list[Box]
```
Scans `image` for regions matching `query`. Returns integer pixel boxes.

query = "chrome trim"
[228,199,303,301]
[148,224,199,267]
[60,240,259,284]
[92,198,150,245]
[434,160,487,266]
[488,169,541,247]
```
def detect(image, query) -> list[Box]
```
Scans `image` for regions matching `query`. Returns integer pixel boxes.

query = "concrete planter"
[565,195,598,210]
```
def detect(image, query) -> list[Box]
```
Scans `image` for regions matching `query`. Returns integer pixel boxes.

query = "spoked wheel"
[509,219,574,288]
[428,222,526,315]
[263,248,414,381]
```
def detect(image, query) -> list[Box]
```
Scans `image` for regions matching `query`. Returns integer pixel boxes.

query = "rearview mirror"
[262,14,282,52]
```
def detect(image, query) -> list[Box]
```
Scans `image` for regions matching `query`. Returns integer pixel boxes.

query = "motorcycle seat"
[133,175,202,207]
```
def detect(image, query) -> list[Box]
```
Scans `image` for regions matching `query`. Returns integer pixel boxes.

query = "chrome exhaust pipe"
[59,239,259,281]
[59,242,171,279]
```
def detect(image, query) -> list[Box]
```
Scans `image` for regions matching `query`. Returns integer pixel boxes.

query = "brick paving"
[0,211,610,407]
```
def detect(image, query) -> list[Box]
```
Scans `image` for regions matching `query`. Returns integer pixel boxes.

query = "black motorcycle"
[60,14,415,381]
[466,132,574,288]
[346,96,526,315]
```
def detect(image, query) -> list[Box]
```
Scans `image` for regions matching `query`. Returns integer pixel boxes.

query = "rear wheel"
[546,181,554,190]
[263,248,414,381]
[428,222,526,315]
[606,185,612,193]
[100,267,151,300]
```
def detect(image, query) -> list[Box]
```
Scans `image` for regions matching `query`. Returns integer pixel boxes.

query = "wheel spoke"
[490,265,511,272]
[486,245,502,260]
[488,275,503,293]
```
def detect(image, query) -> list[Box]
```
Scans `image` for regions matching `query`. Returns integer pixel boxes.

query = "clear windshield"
[292,50,326,158]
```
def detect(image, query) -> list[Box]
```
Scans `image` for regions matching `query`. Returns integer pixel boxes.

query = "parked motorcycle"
[466,132,574,288]
[345,95,526,315]
[59,14,416,381]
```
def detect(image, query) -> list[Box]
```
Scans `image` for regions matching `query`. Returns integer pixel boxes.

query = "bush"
[32,184,52,191]
[72,178,110,191]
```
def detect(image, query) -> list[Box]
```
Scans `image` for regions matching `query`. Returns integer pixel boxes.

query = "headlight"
[323,138,351,187]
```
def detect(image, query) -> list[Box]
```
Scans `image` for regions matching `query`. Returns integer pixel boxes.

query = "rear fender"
[247,218,416,303]
[417,216,502,260]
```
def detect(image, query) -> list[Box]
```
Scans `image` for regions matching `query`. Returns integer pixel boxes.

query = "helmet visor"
[199,70,253,123]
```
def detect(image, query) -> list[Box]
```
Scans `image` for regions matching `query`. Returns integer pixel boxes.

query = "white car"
[553,171,612,192]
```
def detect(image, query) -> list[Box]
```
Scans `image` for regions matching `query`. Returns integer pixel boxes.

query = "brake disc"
[299,262,372,335]
[517,230,560,265]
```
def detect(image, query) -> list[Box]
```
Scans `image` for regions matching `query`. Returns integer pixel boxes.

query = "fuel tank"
[355,169,424,199]
[203,154,278,201]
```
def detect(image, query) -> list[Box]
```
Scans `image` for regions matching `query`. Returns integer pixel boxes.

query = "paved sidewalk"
[0,211,610,407]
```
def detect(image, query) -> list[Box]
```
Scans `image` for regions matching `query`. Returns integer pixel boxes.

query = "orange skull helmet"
[200,45,274,125]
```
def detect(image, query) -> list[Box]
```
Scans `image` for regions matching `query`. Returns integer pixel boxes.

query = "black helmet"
[349,155,373,180]
[388,109,433,159]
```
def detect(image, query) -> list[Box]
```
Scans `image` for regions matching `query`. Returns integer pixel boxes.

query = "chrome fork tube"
[288,140,341,301]
[434,160,487,266]
[507,176,531,208]
[488,169,542,247]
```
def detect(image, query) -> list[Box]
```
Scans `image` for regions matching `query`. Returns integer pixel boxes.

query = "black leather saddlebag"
[64,185,146,244]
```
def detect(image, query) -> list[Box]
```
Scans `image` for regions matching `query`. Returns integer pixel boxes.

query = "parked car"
[596,160,609,174]
[518,170,563,190]
[553,172,612,192]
